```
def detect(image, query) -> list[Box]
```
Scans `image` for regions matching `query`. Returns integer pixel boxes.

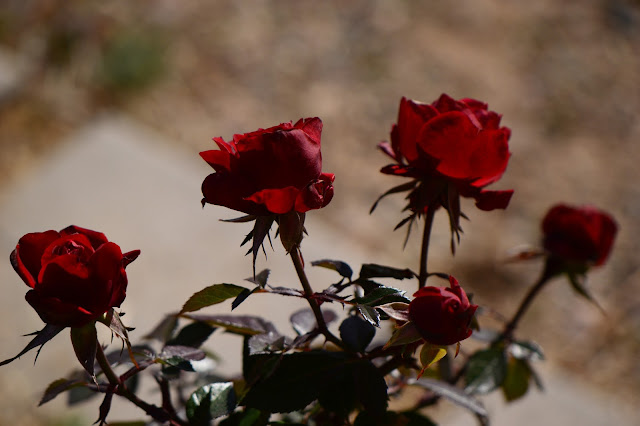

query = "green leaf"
[70,323,98,378]
[243,352,387,414]
[167,322,215,348]
[143,314,178,343]
[355,286,409,307]
[158,345,206,371]
[318,359,388,416]
[465,347,508,395]
[187,382,237,425]
[218,408,267,425]
[357,305,381,327]
[105,422,147,426]
[358,264,415,280]
[508,340,544,361]
[247,332,287,355]
[180,284,250,314]
[418,343,448,377]
[289,308,337,335]
[502,357,531,402]
[38,378,84,406]
[339,316,376,352]
[384,321,422,348]
[311,259,353,280]
[231,287,257,311]
[355,411,437,426]
[376,302,410,322]
[412,378,488,420]
[185,314,277,336]
[245,269,270,288]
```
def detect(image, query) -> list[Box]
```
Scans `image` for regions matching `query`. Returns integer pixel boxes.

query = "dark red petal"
[40,233,94,267]
[25,290,95,327]
[380,164,421,178]
[297,117,323,145]
[295,175,334,213]
[122,250,141,268]
[14,230,60,285]
[246,187,299,215]
[60,226,109,249]
[418,112,510,182]
[212,136,236,154]
[90,242,127,309]
[200,149,232,173]
[38,255,91,292]
[202,172,269,216]
[412,286,448,298]
[394,97,438,165]
[473,189,513,211]
[235,128,322,190]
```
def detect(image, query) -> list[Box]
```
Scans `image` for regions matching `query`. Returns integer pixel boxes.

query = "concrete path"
[0,115,635,425]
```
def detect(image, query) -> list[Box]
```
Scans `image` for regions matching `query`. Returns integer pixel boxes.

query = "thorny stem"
[498,266,554,342]
[290,245,347,350]
[95,342,188,426]
[418,208,436,289]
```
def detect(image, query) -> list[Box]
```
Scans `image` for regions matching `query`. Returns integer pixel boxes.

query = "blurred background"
[0,0,639,424]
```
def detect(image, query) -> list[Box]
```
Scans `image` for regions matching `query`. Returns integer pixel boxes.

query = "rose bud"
[542,204,617,269]
[408,276,478,346]
[10,225,140,328]
[200,117,334,217]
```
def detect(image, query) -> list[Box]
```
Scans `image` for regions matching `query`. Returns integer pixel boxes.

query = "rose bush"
[377,94,513,214]
[200,117,334,216]
[408,276,478,346]
[542,204,617,267]
[10,225,140,328]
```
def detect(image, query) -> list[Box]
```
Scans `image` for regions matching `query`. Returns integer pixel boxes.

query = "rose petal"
[418,111,510,182]
[60,226,109,249]
[202,172,269,216]
[246,187,300,214]
[13,230,60,287]
[393,97,438,164]
[473,189,513,211]
[200,149,232,173]
[25,290,95,327]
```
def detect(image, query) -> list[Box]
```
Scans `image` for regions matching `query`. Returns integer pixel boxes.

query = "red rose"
[378,95,513,213]
[542,204,617,267]
[200,117,334,216]
[10,226,140,328]
[408,276,478,346]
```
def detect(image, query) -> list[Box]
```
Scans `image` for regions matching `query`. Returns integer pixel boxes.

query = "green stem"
[95,343,187,425]
[499,267,553,342]
[290,246,347,350]
[418,208,436,289]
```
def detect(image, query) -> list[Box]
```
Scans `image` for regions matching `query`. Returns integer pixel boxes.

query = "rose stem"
[95,342,187,426]
[498,267,554,342]
[290,245,347,350]
[418,207,436,289]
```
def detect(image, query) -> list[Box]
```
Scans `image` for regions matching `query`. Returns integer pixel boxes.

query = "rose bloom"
[200,117,334,216]
[542,204,617,267]
[10,225,140,328]
[378,94,513,213]
[408,276,478,346]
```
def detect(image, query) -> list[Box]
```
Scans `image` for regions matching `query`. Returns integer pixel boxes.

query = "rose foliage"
[1,96,619,426]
